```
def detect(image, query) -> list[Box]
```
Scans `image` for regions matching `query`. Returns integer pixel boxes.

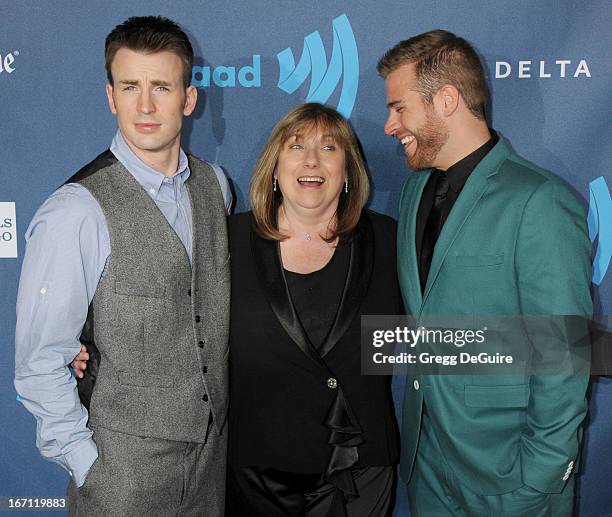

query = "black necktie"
[419,171,450,292]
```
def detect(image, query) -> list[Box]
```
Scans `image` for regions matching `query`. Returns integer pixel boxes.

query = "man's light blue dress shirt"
[14,131,232,487]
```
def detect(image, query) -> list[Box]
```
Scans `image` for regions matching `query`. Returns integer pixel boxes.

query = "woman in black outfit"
[227,103,401,516]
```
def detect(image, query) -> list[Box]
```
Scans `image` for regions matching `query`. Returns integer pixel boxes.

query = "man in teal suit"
[378,30,592,516]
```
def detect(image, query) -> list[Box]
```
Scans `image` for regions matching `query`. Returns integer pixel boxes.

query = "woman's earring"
[273,178,277,192]
[344,180,349,193]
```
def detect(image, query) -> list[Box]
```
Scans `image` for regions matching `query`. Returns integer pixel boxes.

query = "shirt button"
[198,341,204,348]
[195,315,201,323]
[149,187,156,195]
[327,378,338,389]
[202,394,208,402]
[414,380,420,390]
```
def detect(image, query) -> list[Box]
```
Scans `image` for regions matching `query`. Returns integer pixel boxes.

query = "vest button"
[195,315,201,322]
[188,289,191,296]
[202,394,209,402]
[198,341,204,348]
[202,366,208,373]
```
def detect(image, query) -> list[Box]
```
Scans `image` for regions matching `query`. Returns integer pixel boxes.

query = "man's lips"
[399,135,416,155]
[135,123,161,132]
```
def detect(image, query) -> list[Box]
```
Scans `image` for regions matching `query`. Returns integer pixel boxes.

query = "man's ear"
[183,85,197,116]
[435,84,460,117]
[106,83,117,115]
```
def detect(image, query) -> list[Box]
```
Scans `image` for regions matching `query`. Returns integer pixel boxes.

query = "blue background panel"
[1,1,610,515]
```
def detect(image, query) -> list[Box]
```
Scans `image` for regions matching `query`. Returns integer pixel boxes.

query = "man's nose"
[137,90,155,114]
[384,111,399,137]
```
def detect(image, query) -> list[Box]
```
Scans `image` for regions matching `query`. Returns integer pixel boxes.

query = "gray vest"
[75,152,229,442]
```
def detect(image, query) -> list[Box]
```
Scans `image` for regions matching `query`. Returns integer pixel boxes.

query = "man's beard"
[407,107,449,171]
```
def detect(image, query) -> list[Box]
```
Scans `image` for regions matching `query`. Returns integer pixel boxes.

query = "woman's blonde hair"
[250,103,370,244]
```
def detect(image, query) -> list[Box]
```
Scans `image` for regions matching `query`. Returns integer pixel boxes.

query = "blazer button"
[327,378,338,389]
[414,380,420,390]
[202,394,209,402]
[198,341,204,348]
[195,315,201,323]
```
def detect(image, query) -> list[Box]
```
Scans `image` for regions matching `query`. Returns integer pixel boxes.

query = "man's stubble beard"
[407,106,449,171]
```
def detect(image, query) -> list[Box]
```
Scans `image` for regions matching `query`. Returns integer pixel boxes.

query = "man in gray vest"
[14,16,231,516]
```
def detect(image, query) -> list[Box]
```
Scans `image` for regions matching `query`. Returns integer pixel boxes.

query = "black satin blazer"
[227,210,401,473]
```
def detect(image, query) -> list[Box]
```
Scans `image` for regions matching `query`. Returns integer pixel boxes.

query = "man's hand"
[71,345,89,379]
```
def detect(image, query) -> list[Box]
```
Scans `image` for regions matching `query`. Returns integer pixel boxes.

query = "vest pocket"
[114,278,166,298]
[117,372,174,388]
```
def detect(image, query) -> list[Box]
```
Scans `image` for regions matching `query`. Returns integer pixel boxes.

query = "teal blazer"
[397,136,592,495]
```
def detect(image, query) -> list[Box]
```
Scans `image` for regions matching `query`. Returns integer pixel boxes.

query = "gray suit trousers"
[68,423,226,517]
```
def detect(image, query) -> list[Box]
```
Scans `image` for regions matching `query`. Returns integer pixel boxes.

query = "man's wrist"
[64,437,98,487]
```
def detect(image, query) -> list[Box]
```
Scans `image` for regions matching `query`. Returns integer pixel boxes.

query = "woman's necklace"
[280,206,332,244]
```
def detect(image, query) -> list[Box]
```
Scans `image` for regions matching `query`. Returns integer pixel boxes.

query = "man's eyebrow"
[386,99,402,109]
[116,80,172,87]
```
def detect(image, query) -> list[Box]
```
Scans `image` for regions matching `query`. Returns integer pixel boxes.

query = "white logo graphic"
[0,50,19,74]
[495,59,591,79]
[0,202,17,258]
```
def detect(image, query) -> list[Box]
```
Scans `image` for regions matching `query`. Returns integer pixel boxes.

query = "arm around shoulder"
[14,184,109,486]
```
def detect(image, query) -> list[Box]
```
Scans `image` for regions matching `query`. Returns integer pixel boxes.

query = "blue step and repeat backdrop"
[1,1,611,515]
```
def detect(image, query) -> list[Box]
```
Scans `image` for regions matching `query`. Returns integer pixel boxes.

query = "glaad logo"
[192,55,261,88]
[276,14,359,118]
[0,50,19,74]
[587,177,612,285]
[0,202,17,258]
[495,59,591,79]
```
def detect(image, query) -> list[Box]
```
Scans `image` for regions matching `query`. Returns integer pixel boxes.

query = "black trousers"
[226,465,394,517]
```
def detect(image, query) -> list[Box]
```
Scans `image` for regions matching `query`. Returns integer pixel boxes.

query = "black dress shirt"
[416,130,499,291]
[285,244,350,350]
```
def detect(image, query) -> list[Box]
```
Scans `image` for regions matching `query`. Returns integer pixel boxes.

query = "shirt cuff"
[64,437,98,488]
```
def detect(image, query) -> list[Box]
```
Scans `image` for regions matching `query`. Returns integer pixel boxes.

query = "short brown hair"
[250,103,370,245]
[377,30,488,120]
[105,16,194,88]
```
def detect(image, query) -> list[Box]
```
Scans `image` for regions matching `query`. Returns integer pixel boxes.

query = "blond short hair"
[378,30,488,120]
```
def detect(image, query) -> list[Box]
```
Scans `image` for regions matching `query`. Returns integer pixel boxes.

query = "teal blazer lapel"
[398,171,431,314]
[422,139,511,307]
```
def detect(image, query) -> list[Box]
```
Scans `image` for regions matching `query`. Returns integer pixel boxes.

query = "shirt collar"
[445,129,499,193]
[109,130,190,196]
